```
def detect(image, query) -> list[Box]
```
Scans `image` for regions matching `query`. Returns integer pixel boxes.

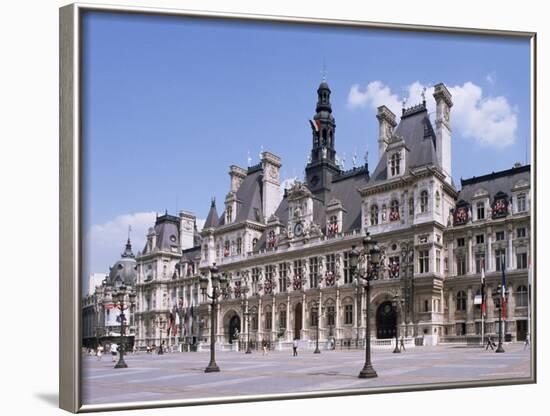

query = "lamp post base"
[495,344,505,353]
[358,363,378,378]
[314,348,321,354]
[114,359,128,369]
[393,345,401,354]
[205,363,220,372]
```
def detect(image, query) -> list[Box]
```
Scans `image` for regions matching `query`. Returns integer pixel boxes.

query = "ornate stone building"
[130,80,531,351]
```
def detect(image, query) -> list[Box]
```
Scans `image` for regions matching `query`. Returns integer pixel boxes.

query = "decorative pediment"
[472,188,489,199]
[491,191,509,219]
[287,181,313,202]
[453,200,470,226]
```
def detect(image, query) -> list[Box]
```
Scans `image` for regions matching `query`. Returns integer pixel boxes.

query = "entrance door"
[228,315,241,344]
[294,303,302,340]
[516,320,527,341]
[376,301,397,339]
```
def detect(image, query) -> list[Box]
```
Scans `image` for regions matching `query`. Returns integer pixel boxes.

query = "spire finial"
[421,86,427,103]
[259,145,264,160]
[364,149,369,165]
[211,197,216,207]
[247,150,252,167]
[352,149,358,168]
[127,225,132,242]
[321,59,327,82]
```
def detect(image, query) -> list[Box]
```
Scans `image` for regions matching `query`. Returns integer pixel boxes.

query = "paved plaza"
[82,344,532,405]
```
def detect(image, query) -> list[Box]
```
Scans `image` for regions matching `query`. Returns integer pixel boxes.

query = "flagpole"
[527,255,531,344]
[481,263,485,347]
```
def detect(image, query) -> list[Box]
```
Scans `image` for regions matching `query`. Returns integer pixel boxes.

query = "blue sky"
[81,11,531,284]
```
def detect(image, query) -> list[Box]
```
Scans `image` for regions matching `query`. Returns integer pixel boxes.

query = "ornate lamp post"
[400,242,414,338]
[349,232,381,379]
[156,316,166,355]
[392,292,404,354]
[492,284,509,353]
[242,283,252,354]
[312,301,322,354]
[199,263,228,373]
[113,285,136,368]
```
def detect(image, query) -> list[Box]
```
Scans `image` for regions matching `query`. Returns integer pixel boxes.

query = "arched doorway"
[228,315,241,344]
[376,301,396,339]
[294,303,302,340]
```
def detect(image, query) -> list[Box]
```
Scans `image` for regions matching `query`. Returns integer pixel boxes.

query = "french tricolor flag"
[309,119,321,134]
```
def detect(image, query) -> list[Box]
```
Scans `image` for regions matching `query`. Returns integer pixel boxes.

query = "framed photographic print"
[59,2,536,412]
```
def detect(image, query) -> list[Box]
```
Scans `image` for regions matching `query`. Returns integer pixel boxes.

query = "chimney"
[261,151,282,223]
[179,210,196,250]
[376,105,397,160]
[433,83,453,183]
[229,165,246,193]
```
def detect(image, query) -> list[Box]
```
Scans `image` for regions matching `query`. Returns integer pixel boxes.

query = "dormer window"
[476,201,485,220]
[226,206,233,223]
[370,205,379,225]
[517,193,526,212]
[390,153,401,176]
[267,230,277,249]
[327,215,339,236]
[389,200,400,222]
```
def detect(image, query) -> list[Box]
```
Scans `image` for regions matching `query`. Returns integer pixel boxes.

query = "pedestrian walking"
[262,340,268,356]
[292,339,298,356]
[400,336,406,352]
[96,344,103,361]
[485,335,495,350]
[523,334,530,350]
[110,343,118,362]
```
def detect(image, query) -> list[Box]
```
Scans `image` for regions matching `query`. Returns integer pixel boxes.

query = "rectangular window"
[344,304,353,325]
[517,227,526,238]
[266,312,272,330]
[424,299,429,312]
[325,254,336,274]
[252,267,261,294]
[476,234,485,245]
[517,252,528,269]
[475,253,486,274]
[444,257,449,272]
[496,231,505,241]
[457,238,465,247]
[326,305,335,326]
[293,259,304,289]
[279,311,287,329]
[419,250,430,273]
[457,257,466,275]
[476,202,485,220]
[278,262,288,292]
[517,194,527,212]
[343,251,353,284]
[310,310,318,327]
[495,249,506,271]
[436,250,441,273]
[309,257,319,288]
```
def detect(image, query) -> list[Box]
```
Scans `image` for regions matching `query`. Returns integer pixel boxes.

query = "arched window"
[516,285,528,307]
[456,291,467,311]
[420,190,429,213]
[390,200,400,221]
[370,205,379,225]
[252,238,258,250]
[409,197,415,216]
[390,153,401,176]
[224,240,230,257]
[322,129,327,146]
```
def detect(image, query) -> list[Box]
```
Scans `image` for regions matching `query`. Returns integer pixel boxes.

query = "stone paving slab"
[82,343,532,406]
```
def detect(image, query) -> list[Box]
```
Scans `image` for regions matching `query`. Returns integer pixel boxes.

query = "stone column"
[448,241,455,276]
[487,227,493,272]
[301,293,307,340]
[508,225,514,270]
[318,291,323,340]
[354,286,359,339]
[271,297,276,339]
[286,295,291,341]
[258,297,263,341]
[361,287,366,337]
[466,286,474,334]
[335,288,341,339]
[448,291,455,334]
[467,233,474,274]
[216,302,222,344]
[486,286,494,333]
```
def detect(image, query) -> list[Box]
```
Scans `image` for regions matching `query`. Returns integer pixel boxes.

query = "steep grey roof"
[203,199,219,229]
[154,214,180,251]
[458,165,530,203]
[371,106,439,182]
[219,169,264,225]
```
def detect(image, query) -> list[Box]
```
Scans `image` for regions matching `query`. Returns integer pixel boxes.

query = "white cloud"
[347,80,517,148]
[84,211,206,281]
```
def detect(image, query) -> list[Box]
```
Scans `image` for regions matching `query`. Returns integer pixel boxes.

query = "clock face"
[294,222,304,237]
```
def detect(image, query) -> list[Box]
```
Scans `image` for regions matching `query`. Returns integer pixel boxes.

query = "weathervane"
[352,150,358,168]
[321,59,327,82]
[421,86,427,103]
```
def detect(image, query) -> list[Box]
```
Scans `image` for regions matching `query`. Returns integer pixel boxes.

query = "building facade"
[129,80,531,351]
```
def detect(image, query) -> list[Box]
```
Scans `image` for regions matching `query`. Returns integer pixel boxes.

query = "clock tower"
[305,79,341,199]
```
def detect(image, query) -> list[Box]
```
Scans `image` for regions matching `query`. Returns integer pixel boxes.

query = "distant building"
[127,80,531,351]
[82,239,138,349]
